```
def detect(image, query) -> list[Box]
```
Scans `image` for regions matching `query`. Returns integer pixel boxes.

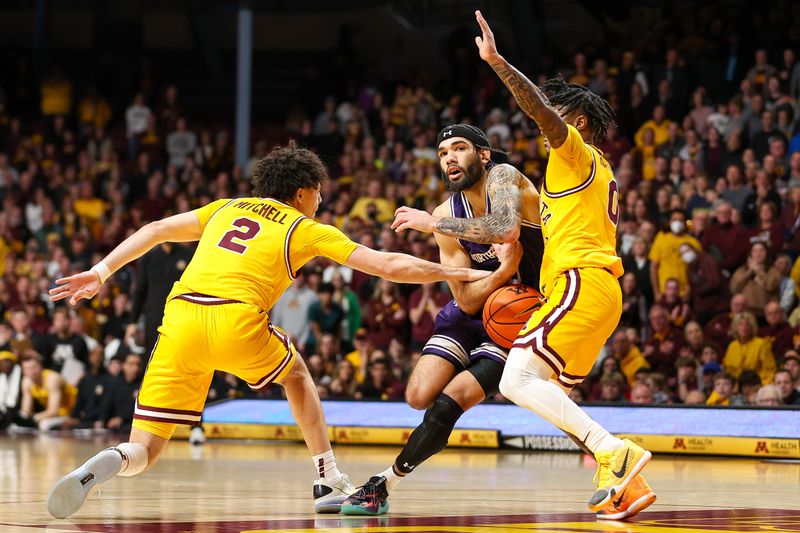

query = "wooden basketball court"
[3,435,799,532]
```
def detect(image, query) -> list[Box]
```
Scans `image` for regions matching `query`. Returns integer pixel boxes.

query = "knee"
[405,386,434,411]
[499,367,520,402]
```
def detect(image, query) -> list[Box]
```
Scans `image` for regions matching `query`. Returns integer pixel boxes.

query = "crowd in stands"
[3,8,800,434]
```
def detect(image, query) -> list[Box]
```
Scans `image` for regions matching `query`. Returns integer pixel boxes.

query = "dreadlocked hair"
[541,77,616,144]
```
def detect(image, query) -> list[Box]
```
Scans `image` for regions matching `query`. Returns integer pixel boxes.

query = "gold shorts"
[132,294,296,439]
[513,268,622,388]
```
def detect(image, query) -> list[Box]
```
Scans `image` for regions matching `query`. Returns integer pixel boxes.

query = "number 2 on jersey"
[607,180,619,226]
[218,217,262,254]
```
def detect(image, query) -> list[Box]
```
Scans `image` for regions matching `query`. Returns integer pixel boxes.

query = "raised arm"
[393,164,528,244]
[50,211,203,305]
[474,10,568,149]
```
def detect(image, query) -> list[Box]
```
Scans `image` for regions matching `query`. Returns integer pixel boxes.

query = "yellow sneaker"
[588,439,652,512]
[596,475,656,520]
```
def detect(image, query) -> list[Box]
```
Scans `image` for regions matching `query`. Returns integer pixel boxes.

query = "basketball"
[482,284,544,349]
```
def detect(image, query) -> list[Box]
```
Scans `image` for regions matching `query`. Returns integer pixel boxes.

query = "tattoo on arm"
[490,59,568,147]
[434,165,522,244]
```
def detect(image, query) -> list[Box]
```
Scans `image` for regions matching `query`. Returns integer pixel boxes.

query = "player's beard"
[446,154,484,192]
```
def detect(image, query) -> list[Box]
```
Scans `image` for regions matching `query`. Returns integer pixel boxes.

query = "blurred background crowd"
[2,0,800,435]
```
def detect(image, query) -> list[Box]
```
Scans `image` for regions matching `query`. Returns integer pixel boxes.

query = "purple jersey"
[424,188,544,370]
[448,190,543,289]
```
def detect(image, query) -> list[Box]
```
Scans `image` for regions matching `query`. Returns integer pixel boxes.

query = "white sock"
[381,465,404,493]
[501,348,624,455]
[116,442,149,477]
[312,449,342,484]
[80,448,123,485]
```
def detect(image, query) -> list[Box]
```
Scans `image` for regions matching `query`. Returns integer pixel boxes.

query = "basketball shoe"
[313,473,356,513]
[47,447,124,518]
[588,439,651,511]
[596,475,656,520]
[340,475,390,515]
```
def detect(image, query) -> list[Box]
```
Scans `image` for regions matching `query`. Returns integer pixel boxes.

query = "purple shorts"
[422,300,507,371]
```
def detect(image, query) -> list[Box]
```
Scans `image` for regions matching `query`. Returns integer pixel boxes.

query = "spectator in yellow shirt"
[610,331,649,386]
[633,127,658,181]
[723,311,777,385]
[77,88,112,130]
[649,210,701,298]
[40,67,72,117]
[705,372,738,405]
[344,328,372,383]
[634,105,671,148]
[349,179,395,224]
[73,182,106,223]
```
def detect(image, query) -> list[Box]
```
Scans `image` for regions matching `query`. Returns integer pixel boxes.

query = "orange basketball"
[482,284,544,349]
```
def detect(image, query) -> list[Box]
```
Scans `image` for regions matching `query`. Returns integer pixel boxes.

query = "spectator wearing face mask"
[649,209,701,299]
[681,243,729,325]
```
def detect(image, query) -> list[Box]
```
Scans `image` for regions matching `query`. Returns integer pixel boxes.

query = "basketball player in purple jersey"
[342,124,543,515]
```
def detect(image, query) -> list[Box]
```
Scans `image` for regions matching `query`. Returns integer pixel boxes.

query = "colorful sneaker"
[314,473,355,513]
[340,476,390,515]
[596,475,656,520]
[588,439,652,512]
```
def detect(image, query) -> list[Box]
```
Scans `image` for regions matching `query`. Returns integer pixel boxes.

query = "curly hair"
[542,77,616,144]
[251,141,328,201]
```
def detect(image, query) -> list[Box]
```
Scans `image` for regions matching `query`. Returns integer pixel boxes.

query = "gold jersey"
[538,125,623,297]
[168,197,358,311]
[30,369,77,416]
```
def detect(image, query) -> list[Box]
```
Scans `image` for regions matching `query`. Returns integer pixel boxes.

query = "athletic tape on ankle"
[116,442,149,477]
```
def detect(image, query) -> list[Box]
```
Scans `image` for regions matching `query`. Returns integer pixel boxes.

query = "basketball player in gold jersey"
[466,11,655,519]
[46,143,492,519]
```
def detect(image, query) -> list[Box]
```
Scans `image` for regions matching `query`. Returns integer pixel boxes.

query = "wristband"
[90,262,112,284]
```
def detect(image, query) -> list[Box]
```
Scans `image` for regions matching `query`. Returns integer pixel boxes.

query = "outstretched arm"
[392,164,523,244]
[344,245,490,284]
[474,10,568,149]
[50,211,203,305]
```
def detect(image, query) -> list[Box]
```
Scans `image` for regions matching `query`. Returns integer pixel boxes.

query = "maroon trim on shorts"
[560,370,586,380]
[512,269,581,364]
[556,375,586,388]
[142,333,161,375]
[133,413,197,426]
[534,351,562,375]
[135,402,203,416]
[174,293,241,306]
[247,349,294,390]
